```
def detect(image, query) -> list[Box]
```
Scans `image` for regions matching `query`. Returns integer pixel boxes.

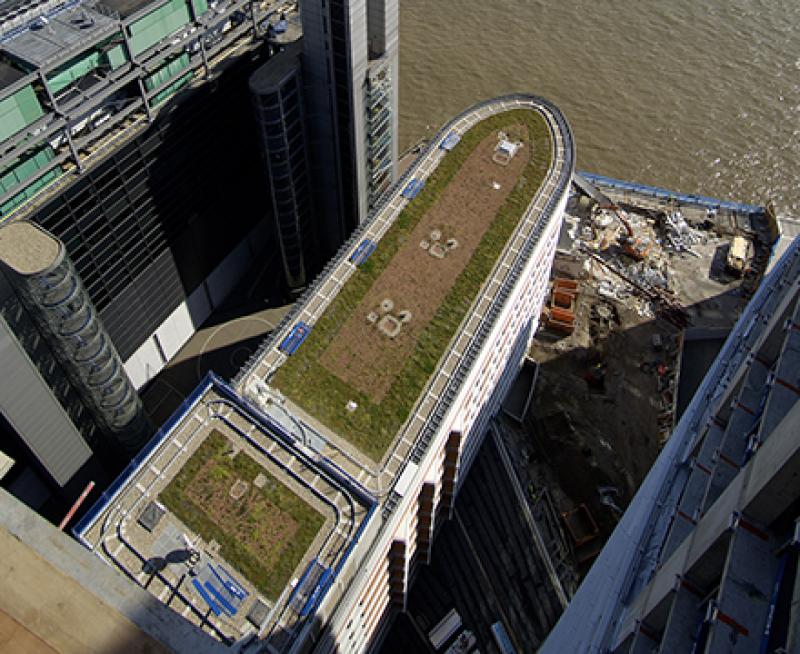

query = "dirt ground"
[525,257,671,508]
[514,197,764,569]
[321,127,531,402]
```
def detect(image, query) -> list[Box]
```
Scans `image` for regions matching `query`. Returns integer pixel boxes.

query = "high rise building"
[301,0,398,257]
[542,236,800,653]
[249,41,315,293]
[73,94,575,652]
[247,0,399,292]
[0,0,402,515]
[0,0,281,509]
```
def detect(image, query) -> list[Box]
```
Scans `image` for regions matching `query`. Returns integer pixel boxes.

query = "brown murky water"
[399,0,799,214]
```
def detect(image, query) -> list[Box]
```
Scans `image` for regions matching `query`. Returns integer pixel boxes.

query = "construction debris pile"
[510,177,775,579]
[661,210,704,253]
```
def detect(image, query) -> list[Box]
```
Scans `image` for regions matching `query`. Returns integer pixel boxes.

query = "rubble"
[507,182,773,580]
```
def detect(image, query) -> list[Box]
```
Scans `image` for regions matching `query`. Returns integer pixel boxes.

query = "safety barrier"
[579,172,765,215]
[72,372,215,543]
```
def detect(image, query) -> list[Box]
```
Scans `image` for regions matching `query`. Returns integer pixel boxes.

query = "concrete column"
[387,539,407,611]
[439,430,463,520]
[705,517,778,653]
[659,580,707,653]
[416,482,435,564]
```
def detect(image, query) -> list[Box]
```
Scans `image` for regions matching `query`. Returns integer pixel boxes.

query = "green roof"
[272,109,552,461]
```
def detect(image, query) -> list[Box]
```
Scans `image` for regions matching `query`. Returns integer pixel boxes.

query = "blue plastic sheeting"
[579,172,765,215]
[279,321,311,355]
[402,178,425,200]
[274,19,287,32]
[440,132,461,151]
[205,581,238,615]
[349,239,377,266]
[192,579,222,616]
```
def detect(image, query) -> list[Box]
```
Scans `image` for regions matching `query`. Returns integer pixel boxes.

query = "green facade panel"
[144,53,190,91]
[103,44,128,70]
[149,72,192,107]
[44,35,128,95]
[128,0,192,56]
[191,0,208,17]
[47,51,102,94]
[0,145,61,218]
[0,85,44,142]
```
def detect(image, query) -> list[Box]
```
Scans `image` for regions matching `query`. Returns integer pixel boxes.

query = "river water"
[398,0,799,213]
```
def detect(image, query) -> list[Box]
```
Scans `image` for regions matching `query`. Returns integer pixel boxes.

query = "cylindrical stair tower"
[0,220,149,453]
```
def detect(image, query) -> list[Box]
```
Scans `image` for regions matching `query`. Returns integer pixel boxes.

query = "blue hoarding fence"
[278,321,312,355]
[349,239,377,267]
[579,172,765,215]
[402,178,425,200]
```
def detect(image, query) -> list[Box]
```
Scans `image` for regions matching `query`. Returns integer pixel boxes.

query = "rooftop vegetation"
[272,109,552,461]
[160,430,325,600]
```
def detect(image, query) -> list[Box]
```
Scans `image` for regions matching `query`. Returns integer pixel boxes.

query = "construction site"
[497,174,776,580]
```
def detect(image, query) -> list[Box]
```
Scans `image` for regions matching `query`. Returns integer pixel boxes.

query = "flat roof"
[249,40,301,94]
[75,375,374,646]
[242,100,555,467]
[101,0,160,19]
[0,220,60,275]
[76,97,572,650]
[0,5,117,68]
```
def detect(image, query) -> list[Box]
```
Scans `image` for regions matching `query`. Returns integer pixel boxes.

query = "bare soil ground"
[320,127,530,402]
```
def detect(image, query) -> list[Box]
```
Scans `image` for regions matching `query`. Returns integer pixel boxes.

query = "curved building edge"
[285,95,575,653]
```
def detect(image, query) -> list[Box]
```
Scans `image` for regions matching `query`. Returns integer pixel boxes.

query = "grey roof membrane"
[1,5,116,67]
[100,0,158,19]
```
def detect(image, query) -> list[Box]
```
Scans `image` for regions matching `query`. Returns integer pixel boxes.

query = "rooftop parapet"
[235,95,573,494]
[74,373,376,648]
